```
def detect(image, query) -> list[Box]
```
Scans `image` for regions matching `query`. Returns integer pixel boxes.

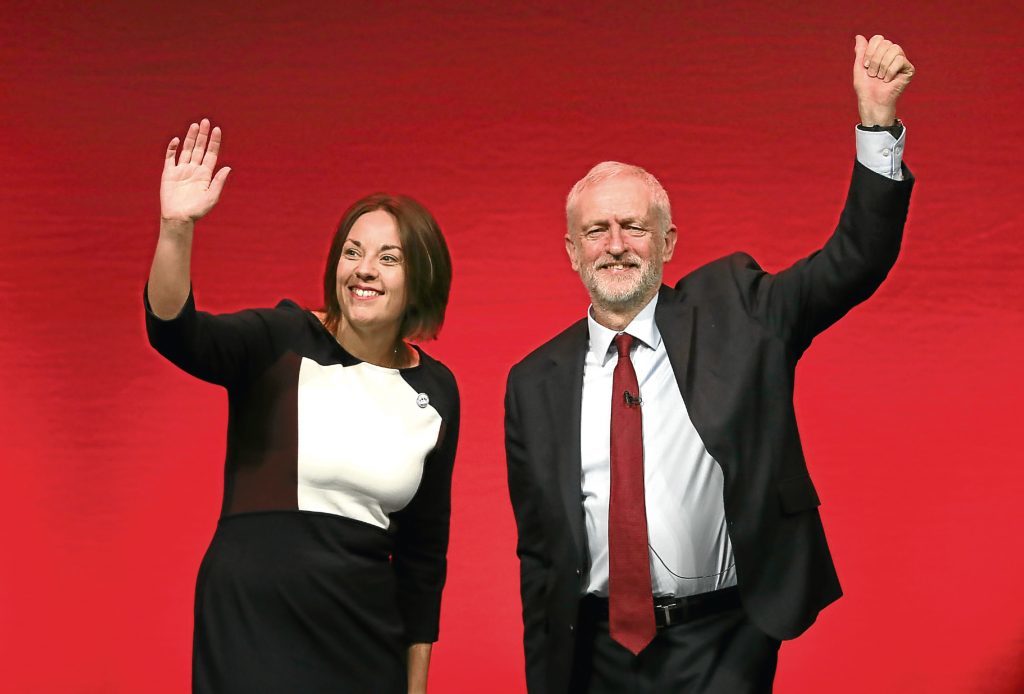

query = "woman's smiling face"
[335,209,407,335]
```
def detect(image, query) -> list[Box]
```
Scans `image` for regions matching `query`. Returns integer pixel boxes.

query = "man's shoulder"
[508,317,588,380]
[667,252,765,296]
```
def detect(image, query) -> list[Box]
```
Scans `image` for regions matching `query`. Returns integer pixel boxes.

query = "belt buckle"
[654,599,686,628]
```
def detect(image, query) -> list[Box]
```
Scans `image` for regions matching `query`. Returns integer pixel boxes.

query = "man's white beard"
[579,254,662,312]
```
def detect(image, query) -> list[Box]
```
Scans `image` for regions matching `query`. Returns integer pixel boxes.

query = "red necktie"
[608,333,655,655]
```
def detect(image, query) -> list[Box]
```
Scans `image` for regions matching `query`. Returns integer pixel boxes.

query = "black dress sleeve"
[144,285,292,387]
[389,364,460,644]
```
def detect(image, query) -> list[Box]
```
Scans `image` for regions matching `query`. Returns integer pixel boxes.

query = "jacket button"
[569,624,574,632]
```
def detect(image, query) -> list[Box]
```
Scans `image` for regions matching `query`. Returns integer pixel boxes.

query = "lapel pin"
[416,393,430,408]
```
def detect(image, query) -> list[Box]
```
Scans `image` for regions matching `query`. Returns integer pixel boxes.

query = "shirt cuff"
[855,125,906,181]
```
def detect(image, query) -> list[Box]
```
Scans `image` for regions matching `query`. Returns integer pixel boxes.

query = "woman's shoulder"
[272,298,314,316]
[224,299,327,349]
[412,347,456,383]
[406,347,459,419]
[265,299,323,328]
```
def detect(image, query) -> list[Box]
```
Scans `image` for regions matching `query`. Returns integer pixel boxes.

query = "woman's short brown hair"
[322,193,452,341]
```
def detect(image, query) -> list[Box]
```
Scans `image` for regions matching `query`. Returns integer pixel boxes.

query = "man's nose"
[606,225,627,254]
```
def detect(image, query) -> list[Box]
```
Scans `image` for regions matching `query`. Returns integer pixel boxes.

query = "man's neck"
[590,289,659,332]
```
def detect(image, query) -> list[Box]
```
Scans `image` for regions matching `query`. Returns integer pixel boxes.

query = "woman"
[146,119,458,694]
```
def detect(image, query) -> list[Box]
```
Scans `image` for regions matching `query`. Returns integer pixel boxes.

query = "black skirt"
[193,511,406,694]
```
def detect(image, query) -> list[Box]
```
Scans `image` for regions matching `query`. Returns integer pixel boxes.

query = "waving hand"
[160,118,231,222]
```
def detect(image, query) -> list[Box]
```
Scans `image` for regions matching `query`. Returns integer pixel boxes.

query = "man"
[505,35,915,693]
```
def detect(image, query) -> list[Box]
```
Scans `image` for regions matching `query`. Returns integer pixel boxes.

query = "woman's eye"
[343,247,359,258]
[381,254,400,264]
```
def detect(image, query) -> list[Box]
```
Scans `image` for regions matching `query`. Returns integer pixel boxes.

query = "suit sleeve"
[390,370,459,644]
[504,369,550,672]
[733,160,915,356]
[144,285,286,387]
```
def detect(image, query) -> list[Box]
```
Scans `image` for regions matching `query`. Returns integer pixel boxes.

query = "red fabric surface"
[2,2,1022,691]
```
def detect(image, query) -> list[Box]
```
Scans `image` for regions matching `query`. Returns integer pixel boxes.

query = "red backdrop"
[2,2,1022,691]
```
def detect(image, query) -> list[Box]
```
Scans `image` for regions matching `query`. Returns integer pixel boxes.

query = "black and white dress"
[145,290,459,694]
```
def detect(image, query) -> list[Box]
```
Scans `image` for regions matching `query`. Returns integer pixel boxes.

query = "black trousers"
[568,600,781,694]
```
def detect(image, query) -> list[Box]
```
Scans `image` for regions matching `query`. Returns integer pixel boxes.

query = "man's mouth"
[597,261,639,272]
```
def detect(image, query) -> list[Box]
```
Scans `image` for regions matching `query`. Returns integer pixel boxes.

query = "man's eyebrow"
[581,215,648,228]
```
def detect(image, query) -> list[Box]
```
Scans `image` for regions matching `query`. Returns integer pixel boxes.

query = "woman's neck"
[334,320,407,368]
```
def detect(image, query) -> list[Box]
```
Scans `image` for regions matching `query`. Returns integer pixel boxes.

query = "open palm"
[160,118,230,222]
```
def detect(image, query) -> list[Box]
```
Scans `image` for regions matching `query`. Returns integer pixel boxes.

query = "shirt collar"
[586,293,661,365]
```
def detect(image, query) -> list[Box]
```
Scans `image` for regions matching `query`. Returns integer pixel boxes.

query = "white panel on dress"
[296,358,442,529]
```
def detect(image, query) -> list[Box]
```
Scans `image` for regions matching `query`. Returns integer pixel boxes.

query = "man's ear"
[565,233,580,272]
[662,225,678,263]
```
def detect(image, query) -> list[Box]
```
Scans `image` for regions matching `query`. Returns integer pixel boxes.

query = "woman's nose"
[354,255,378,278]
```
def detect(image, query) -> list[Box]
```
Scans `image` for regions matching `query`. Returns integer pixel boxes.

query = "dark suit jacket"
[505,161,915,694]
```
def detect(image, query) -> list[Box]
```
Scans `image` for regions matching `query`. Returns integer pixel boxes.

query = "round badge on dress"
[416,393,430,408]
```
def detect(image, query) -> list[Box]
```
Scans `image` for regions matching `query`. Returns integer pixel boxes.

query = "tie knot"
[614,333,634,359]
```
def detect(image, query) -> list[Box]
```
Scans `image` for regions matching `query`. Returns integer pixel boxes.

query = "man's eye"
[625,225,648,236]
[584,229,605,240]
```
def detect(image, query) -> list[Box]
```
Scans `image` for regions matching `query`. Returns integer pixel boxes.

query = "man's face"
[565,175,677,313]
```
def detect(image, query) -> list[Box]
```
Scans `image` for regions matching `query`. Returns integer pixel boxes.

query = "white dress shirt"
[580,129,907,597]
[581,296,737,597]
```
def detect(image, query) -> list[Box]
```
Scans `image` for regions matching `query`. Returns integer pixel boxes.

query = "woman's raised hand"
[160,118,231,223]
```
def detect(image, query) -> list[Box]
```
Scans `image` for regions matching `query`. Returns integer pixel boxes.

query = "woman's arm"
[407,643,432,694]
[390,368,460,689]
[147,118,230,318]
[144,118,280,387]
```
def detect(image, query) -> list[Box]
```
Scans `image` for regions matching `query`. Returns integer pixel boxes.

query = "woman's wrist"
[160,216,195,232]
[158,218,196,246]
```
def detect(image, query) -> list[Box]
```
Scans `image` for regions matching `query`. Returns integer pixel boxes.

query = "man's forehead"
[575,176,654,223]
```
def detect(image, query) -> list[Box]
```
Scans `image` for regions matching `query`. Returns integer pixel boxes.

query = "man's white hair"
[565,161,673,233]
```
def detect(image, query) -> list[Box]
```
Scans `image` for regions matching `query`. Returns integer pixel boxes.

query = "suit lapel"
[655,285,696,403]
[537,290,695,565]
[543,292,696,564]
[543,320,588,560]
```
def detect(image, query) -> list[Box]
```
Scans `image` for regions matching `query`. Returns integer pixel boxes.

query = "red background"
[2,2,1022,691]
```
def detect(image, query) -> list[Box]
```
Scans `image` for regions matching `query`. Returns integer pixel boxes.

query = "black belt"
[581,587,741,628]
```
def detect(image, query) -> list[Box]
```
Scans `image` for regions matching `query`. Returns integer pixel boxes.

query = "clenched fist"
[854,34,914,127]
